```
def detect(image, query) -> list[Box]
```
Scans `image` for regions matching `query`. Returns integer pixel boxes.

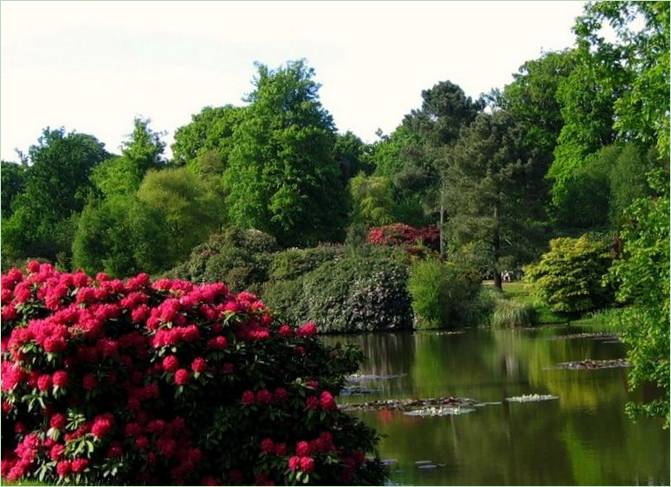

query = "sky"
[0,1,586,161]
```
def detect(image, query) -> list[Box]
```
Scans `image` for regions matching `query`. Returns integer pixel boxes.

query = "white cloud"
[1,1,584,160]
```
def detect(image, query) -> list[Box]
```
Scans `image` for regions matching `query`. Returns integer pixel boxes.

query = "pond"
[323,326,669,485]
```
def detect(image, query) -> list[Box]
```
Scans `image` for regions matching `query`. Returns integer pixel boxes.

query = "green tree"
[137,167,223,263]
[72,195,171,276]
[609,169,669,425]
[3,128,109,262]
[348,174,396,227]
[92,118,165,197]
[524,233,614,314]
[333,131,372,181]
[1,161,27,219]
[574,1,670,157]
[171,105,246,172]
[444,111,543,288]
[222,60,347,246]
[497,50,577,226]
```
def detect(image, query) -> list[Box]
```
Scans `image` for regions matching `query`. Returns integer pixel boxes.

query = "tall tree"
[3,128,109,262]
[222,60,347,246]
[444,111,542,288]
[137,167,223,263]
[1,161,27,219]
[171,105,246,173]
[92,117,165,197]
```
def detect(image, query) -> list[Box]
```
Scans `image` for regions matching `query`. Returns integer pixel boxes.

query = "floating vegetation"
[553,358,629,370]
[474,401,503,407]
[429,330,466,336]
[404,405,476,416]
[340,384,377,396]
[505,394,558,403]
[340,396,477,412]
[347,373,406,382]
[548,332,620,342]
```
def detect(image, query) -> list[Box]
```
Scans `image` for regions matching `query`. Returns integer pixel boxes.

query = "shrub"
[269,245,345,282]
[524,234,614,314]
[0,262,385,485]
[490,299,538,327]
[407,259,481,329]
[265,255,412,333]
[367,224,440,252]
[165,228,278,293]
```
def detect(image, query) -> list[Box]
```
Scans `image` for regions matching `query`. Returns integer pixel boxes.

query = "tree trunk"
[493,201,502,290]
[494,269,502,290]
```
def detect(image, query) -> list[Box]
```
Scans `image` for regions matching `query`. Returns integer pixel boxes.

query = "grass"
[490,299,538,327]
[483,281,566,325]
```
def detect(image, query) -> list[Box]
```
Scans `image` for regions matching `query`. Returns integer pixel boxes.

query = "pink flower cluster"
[0,262,382,485]
[368,223,440,251]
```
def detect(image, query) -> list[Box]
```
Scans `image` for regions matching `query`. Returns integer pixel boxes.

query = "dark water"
[324,326,670,485]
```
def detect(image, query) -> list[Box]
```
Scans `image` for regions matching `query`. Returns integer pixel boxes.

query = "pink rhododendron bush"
[0,261,385,485]
[367,224,440,253]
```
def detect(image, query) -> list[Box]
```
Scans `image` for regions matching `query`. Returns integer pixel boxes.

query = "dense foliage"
[167,229,278,294]
[3,129,109,265]
[407,259,481,329]
[222,61,348,246]
[367,224,440,252]
[609,169,669,425]
[2,1,668,424]
[524,235,614,314]
[0,263,385,485]
[265,252,413,334]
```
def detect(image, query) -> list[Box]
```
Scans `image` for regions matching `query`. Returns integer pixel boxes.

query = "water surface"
[324,326,669,485]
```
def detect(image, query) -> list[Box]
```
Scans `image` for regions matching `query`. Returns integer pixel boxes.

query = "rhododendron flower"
[305,396,319,410]
[278,324,293,337]
[50,444,65,461]
[52,370,68,388]
[106,443,123,458]
[174,369,190,385]
[288,456,301,472]
[91,414,113,438]
[274,442,287,456]
[207,335,228,350]
[71,458,89,473]
[56,460,72,477]
[299,456,315,473]
[320,391,336,410]
[50,414,66,430]
[241,390,255,405]
[162,355,180,372]
[273,387,288,402]
[260,438,274,453]
[135,436,150,449]
[255,389,272,404]
[37,374,52,391]
[81,373,97,391]
[191,357,207,373]
[296,441,312,457]
[297,321,317,337]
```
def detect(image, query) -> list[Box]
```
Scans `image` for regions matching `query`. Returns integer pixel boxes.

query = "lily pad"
[505,394,558,403]
[553,358,629,370]
[405,406,476,416]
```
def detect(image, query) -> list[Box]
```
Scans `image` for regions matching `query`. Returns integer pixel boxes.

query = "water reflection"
[323,327,669,485]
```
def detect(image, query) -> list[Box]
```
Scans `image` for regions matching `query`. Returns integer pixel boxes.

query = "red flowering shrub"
[0,262,385,485]
[367,224,440,252]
